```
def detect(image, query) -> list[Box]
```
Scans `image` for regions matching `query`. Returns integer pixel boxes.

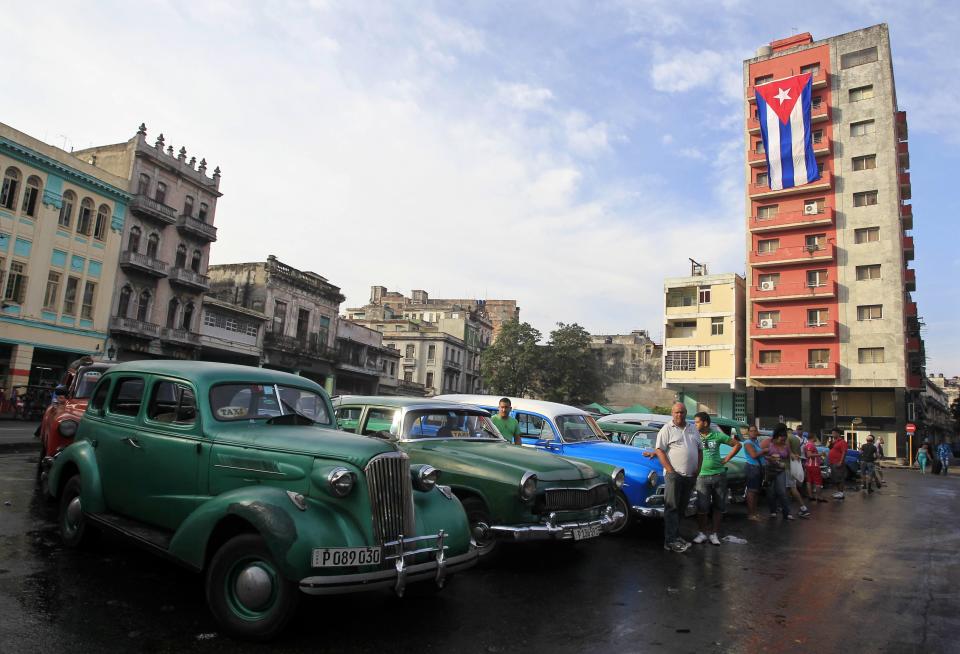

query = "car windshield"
[74,366,108,399]
[403,409,502,441]
[556,414,605,443]
[210,383,331,424]
[630,434,656,449]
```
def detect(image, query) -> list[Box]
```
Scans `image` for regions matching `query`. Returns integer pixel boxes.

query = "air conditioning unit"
[803,204,819,215]
[809,361,829,369]
[760,281,775,291]
[759,318,774,329]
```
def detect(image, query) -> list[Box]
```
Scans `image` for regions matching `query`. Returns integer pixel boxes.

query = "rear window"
[74,366,108,399]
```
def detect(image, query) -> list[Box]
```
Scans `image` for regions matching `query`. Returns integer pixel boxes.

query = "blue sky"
[4,1,958,373]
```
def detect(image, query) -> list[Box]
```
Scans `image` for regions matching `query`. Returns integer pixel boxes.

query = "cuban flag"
[755,73,820,190]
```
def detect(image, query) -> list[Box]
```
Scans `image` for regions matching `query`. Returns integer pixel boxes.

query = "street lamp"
[830,388,839,429]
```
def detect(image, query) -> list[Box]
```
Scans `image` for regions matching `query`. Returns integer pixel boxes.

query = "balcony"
[161,327,201,347]
[903,235,914,261]
[905,301,918,318]
[751,319,837,339]
[177,214,218,242]
[444,358,462,371]
[899,172,912,200]
[747,70,828,102]
[908,373,923,390]
[110,316,160,339]
[750,243,835,267]
[907,336,921,353]
[263,330,336,360]
[168,267,210,292]
[896,111,908,141]
[904,268,916,292]
[901,203,913,230]
[747,104,829,134]
[749,138,831,167]
[749,172,832,200]
[898,141,910,169]
[750,207,834,233]
[402,357,416,367]
[752,280,837,302]
[129,194,178,226]
[119,250,168,278]
[751,360,839,378]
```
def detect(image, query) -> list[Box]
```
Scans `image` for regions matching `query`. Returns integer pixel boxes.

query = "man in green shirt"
[692,412,740,546]
[490,397,522,445]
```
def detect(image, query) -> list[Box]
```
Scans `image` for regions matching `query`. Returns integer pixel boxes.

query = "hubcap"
[64,496,82,535]
[234,564,274,611]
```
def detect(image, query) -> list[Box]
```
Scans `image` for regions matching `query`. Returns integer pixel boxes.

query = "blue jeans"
[767,470,791,517]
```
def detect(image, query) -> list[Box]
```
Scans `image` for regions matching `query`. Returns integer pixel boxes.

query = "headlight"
[327,467,355,497]
[519,471,537,502]
[59,420,78,438]
[647,470,659,489]
[611,467,625,489]
[411,464,440,492]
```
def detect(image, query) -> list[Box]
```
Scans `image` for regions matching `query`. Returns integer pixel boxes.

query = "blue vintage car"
[436,395,671,533]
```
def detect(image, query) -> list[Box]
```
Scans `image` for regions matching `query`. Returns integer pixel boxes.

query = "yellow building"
[0,123,129,394]
[663,267,746,420]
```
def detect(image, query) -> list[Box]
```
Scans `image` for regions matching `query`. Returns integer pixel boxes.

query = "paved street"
[0,421,40,448]
[0,451,957,654]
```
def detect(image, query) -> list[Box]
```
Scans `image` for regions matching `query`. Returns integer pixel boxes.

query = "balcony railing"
[751,361,839,378]
[907,336,921,353]
[161,327,201,346]
[903,235,915,261]
[747,104,829,133]
[751,319,837,339]
[129,194,178,225]
[904,268,916,291]
[896,111,908,141]
[752,280,837,302]
[444,358,462,371]
[263,330,337,360]
[177,214,218,242]
[901,203,913,230]
[168,267,210,291]
[402,357,416,367]
[749,172,832,199]
[110,316,160,339]
[899,172,912,200]
[750,207,834,232]
[750,243,835,267]
[747,70,828,102]
[119,250,168,278]
[749,137,831,167]
[908,373,922,390]
[905,301,918,318]
[898,140,910,168]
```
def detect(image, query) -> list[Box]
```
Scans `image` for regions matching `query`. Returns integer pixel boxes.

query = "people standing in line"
[828,428,848,500]
[786,428,812,518]
[917,443,930,474]
[760,424,795,521]
[649,402,703,553]
[491,397,522,446]
[741,425,765,521]
[803,434,826,503]
[937,440,952,476]
[859,435,879,493]
[691,413,741,546]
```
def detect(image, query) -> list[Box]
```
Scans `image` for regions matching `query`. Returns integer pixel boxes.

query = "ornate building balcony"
[177,214,218,242]
[119,250,168,278]
[168,267,210,292]
[161,327,201,347]
[110,316,160,339]
[129,194,178,226]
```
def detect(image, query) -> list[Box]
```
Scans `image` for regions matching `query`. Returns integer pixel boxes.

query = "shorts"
[831,463,846,482]
[745,464,762,491]
[805,465,823,487]
[696,472,727,514]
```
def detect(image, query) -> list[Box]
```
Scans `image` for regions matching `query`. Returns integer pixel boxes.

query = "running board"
[86,512,198,572]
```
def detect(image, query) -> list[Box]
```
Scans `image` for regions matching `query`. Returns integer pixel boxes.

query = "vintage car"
[331,397,623,557]
[37,357,114,482]
[47,362,476,640]
[436,395,670,532]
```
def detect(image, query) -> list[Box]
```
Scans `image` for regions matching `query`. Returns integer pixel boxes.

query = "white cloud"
[650,47,743,104]
[677,147,707,160]
[564,111,611,157]
[497,82,555,111]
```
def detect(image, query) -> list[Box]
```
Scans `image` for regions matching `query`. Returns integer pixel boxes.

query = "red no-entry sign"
[905,423,916,434]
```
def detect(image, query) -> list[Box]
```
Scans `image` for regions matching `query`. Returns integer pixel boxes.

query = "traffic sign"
[852,417,863,425]
[905,422,917,434]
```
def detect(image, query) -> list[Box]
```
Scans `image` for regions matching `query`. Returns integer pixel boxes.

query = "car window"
[556,414,604,442]
[404,409,501,440]
[334,407,362,431]
[147,380,197,425]
[74,367,107,399]
[88,378,111,412]
[110,377,145,417]
[630,433,656,449]
[210,383,331,424]
[516,412,554,439]
[361,408,398,436]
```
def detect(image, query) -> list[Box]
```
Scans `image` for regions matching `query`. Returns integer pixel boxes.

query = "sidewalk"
[0,421,40,455]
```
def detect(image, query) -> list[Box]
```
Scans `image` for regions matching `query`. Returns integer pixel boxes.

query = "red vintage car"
[37,357,113,480]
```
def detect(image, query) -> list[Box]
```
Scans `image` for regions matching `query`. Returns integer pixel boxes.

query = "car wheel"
[606,491,632,536]
[59,475,95,548]
[205,533,299,641]
[460,496,498,558]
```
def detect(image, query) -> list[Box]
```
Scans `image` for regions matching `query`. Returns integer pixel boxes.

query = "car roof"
[102,360,324,391]
[597,421,658,433]
[604,413,672,423]
[434,394,590,419]
[333,395,490,413]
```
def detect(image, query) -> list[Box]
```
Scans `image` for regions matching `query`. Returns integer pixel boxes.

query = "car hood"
[406,439,600,482]
[216,424,398,468]
[560,441,661,472]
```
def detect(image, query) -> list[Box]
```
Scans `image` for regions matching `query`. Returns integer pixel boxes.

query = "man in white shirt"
[650,402,703,552]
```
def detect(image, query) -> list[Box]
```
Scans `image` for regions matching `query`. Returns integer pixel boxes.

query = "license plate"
[311,547,382,568]
[572,525,602,541]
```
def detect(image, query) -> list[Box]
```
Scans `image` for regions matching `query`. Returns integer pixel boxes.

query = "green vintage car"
[46,362,476,640]
[332,397,624,557]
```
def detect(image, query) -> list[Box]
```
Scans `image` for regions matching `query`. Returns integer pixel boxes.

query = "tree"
[480,320,542,396]
[538,322,607,405]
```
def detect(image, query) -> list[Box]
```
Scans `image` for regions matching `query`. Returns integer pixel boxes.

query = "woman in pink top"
[760,424,794,520]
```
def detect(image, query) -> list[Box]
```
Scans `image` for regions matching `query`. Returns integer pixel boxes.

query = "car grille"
[544,483,611,511]
[364,452,415,545]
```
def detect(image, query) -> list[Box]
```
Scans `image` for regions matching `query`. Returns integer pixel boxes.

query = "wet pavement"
[1,451,958,654]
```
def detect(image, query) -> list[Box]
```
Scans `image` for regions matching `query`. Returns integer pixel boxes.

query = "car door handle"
[122,437,142,449]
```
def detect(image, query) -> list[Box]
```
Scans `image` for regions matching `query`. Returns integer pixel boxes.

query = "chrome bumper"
[299,531,477,597]
[634,485,698,518]
[487,506,623,541]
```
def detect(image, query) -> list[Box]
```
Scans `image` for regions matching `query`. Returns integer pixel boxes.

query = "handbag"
[790,459,805,483]
[763,458,785,483]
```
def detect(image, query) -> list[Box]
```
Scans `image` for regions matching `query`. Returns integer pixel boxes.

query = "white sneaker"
[692,532,708,544]
[833,492,845,500]
[709,533,721,546]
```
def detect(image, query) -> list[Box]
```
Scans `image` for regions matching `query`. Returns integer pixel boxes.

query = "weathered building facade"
[589,330,674,409]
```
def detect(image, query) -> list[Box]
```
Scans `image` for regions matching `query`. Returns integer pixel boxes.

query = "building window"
[166,297,180,329]
[155,181,167,204]
[852,155,877,171]
[807,308,828,327]
[183,195,194,217]
[811,95,823,110]
[758,310,781,326]
[146,233,160,258]
[426,372,434,388]
[296,308,310,342]
[755,140,765,154]
[849,85,875,102]
[808,349,831,368]
[43,271,61,310]
[390,362,396,376]
[697,350,710,367]
[137,173,150,196]
[711,317,724,336]
[858,347,885,364]
[841,47,878,69]
[855,226,880,243]
[853,190,879,207]
[117,285,132,317]
[800,63,820,76]
[805,234,826,251]
[175,243,187,267]
[318,315,331,346]
[182,302,195,331]
[198,202,209,222]
[94,204,109,240]
[757,238,779,254]
[759,350,781,364]
[856,264,881,280]
[427,344,436,361]
[62,276,79,315]
[76,198,94,236]
[857,305,883,321]
[21,176,41,217]
[59,190,75,227]
[754,74,773,86]
[81,281,96,320]
[758,273,780,289]
[850,120,876,137]
[4,261,27,303]
[403,371,413,382]
[274,300,287,334]
[191,249,202,273]
[757,205,778,219]
[756,172,768,186]
[128,226,142,252]
[811,129,823,145]
[664,350,696,372]
[405,344,415,358]
[137,290,152,322]
[698,287,711,304]
[1,167,21,210]
[807,269,829,287]
[804,198,825,214]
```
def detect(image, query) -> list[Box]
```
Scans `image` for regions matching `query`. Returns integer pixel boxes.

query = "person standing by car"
[828,428,848,500]
[937,440,952,476]
[741,425,765,521]
[691,412,740,546]
[803,434,826,503]
[786,428,811,518]
[859,435,879,493]
[651,402,703,553]
[490,398,522,445]
[760,424,794,521]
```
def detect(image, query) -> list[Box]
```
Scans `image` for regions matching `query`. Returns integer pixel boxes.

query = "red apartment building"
[743,24,923,456]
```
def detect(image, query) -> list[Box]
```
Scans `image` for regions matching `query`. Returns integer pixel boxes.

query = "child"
[804,434,826,502]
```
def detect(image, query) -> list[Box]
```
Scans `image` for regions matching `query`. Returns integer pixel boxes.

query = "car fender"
[561,452,662,506]
[46,440,106,512]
